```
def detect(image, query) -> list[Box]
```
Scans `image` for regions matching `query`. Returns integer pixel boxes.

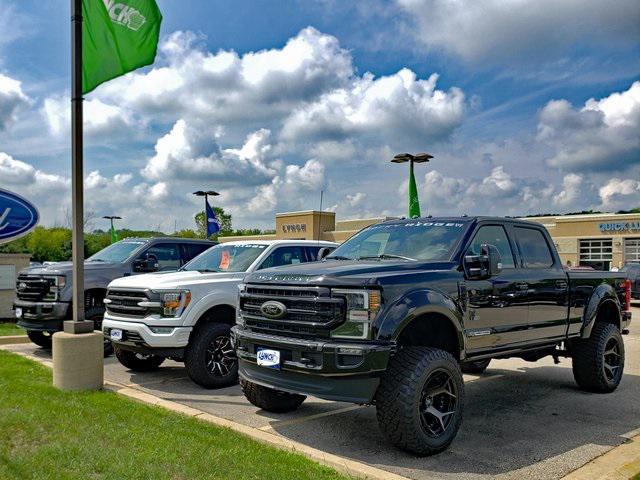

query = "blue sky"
[0,0,639,231]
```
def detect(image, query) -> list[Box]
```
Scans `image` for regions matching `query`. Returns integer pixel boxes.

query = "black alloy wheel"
[419,369,459,437]
[205,335,236,378]
[603,336,623,383]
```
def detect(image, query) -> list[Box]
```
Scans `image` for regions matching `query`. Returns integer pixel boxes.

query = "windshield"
[182,244,268,272]
[328,221,469,262]
[87,241,146,263]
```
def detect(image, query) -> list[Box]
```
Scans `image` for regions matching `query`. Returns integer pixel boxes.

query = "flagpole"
[67,0,92,334]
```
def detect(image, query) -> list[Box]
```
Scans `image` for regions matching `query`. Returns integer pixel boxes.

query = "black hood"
[244,259,457,287]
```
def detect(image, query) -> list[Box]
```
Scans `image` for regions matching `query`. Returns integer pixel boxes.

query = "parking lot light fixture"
[391,152,433,218]
[102,216,122,243]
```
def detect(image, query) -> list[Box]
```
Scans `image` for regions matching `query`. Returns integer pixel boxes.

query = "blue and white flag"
[206,198,220,237]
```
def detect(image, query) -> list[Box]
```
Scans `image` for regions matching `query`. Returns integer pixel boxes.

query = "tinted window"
[142,243,181,271]
[259,246,306,269]
[183,243,211,262]
[468,226,515,268]
[88,241,145,263]
[515,227,554,268]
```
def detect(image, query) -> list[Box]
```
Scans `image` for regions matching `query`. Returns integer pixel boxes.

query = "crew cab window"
[468,226,515,268]
[515,227,554,268]
[141,243,181,271]
[259,246,305,269]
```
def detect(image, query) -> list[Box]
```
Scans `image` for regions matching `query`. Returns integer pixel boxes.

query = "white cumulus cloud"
[0,73,29,130]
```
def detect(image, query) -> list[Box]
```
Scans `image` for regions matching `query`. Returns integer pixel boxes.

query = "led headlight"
[236,283,246,326]
[331,289,381,340]
[156,290,191,317]
[44,275,66,300]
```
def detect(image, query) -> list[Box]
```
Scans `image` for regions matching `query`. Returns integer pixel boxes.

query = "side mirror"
[133,254,158,273]
[463,244,502,280]
[317,247,333,261]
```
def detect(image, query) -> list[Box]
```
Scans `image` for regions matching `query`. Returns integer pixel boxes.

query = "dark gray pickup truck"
[14,237,214,353]
[232,216,632,455]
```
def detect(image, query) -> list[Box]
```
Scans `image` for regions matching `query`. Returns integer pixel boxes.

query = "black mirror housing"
[317,247,332,261]
[463,244,502,280]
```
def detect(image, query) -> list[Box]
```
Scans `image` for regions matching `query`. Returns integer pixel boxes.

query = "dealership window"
[625,238,640,263]
[579,239,612,271]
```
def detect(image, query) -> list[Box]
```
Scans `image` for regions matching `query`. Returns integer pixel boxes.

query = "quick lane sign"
[0,188,39,244]
[599,222,640,233]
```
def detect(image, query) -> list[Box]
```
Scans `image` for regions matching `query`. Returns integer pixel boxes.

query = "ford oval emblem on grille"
[260,300,287,319]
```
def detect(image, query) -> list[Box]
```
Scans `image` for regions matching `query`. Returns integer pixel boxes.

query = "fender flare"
[377,288,465,358]
[581,283,621,339]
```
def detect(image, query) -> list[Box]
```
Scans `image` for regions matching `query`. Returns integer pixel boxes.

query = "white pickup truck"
[102,240,336,388]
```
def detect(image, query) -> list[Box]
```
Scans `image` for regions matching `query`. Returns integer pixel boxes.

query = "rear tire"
[85,306,113,358]
[241,380,306,413]
[185,322,238,389]
[461,359,491,374]
[376,347,465,456]
[27,330,52,349]
[572,322,624,393]
[114,345,165,371]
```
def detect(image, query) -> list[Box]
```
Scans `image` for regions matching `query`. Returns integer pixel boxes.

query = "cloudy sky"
[0,0,639,232]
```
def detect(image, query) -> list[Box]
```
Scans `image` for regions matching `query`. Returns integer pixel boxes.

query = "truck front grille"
[16,275,56,302]
[105,289,150,317]
[240,285,345,338]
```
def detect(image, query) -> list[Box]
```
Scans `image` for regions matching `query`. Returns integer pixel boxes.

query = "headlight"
[43,275,66,300]
[236,283,246,326]
[330,289,381,340]
[156,290,191,317]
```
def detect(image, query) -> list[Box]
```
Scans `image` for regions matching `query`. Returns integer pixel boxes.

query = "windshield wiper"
[326,255,352,260]
[88,259,105,262]
[197,269,220,273]
[358,254,416,261]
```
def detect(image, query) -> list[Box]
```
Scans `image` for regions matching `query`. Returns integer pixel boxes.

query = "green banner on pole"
[408,160,421,218]
[82,0,162,94]
[110,225,118,243]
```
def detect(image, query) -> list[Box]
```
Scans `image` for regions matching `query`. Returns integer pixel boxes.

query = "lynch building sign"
[282,223,307,234]
[599,222,640,233]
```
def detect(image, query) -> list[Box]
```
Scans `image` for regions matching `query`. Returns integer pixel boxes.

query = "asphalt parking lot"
[5,304,640,480]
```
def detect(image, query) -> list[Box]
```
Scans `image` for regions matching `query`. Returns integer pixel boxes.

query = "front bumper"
[102,317,192,357]
[232,326,392,404]
[14,300,69,332]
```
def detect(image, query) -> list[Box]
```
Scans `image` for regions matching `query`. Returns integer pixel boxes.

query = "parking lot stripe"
[259,405,365,431]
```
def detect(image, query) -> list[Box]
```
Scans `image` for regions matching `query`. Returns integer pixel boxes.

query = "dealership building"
[221,210,640,270]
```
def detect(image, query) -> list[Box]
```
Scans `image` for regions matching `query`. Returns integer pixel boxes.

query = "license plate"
[257,348,280,369]
[110,329,123,341]
[15,308,22,319]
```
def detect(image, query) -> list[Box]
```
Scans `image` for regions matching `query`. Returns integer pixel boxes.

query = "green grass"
[0,322,25,336]
[0,351,349,480]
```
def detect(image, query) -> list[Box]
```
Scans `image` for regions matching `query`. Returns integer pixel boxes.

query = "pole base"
[63,320,94,334]
[52,331,103,391]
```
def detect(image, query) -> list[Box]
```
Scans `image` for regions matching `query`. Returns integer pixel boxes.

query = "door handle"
[555,280,568,290]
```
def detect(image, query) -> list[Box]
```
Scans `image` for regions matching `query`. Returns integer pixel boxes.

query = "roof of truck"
[219,239,337,246]
[379,216,542,227]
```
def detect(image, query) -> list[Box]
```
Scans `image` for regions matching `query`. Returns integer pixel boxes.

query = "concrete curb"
[561,434,640,480]
[0,335,30,346]
[4,347,408,480]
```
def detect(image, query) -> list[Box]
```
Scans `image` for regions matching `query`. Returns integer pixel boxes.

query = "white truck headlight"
[156,290,191,317]
[236,283,246,326]
[330,289,381,340]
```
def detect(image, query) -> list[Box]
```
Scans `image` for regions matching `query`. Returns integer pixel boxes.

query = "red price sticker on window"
[219,250,230,270]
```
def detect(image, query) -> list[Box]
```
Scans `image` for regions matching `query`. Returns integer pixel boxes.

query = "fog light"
[149,327,175,334]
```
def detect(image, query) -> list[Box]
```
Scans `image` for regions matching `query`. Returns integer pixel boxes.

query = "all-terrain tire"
[572,322,624,393]
[461,359,491,374]
[241,380,306,413]
[85,306,113,357]
[376,347,465,456]
[184,322,238,389]
[114,345,165,371]
[27,330,52,349]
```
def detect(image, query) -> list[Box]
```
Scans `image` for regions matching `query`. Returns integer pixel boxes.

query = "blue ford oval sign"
[0,188,39,244]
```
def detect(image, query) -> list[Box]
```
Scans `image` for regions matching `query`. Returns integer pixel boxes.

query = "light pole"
[102,215,121,243]
[391,152,433,218]
[193,191,220,237]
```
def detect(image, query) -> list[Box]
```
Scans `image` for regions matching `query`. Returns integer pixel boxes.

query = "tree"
[195,207,232,239]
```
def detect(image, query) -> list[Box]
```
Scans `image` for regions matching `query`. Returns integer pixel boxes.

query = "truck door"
[513,226,569,343]
[464,224,529,353]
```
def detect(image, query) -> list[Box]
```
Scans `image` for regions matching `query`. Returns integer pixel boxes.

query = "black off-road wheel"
[461,359,491,374]
[241,380,306,413]
[376,347,465,456]
[85,306,113,358]
[27,330,53,349]
[114,345,165,371]
[572,322,624,393]
[185,322,238,389]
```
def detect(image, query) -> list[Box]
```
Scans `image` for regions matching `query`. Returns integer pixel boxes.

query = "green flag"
[110,225,118,243]
[408,160,421,218]
[82,0,162,94]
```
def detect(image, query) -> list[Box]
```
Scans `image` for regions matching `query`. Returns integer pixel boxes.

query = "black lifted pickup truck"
[232,217,632,455]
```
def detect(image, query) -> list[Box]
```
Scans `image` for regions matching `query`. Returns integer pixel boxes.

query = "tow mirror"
[133,254,159,273]
[463,244,502,280]
[317,247,332,261]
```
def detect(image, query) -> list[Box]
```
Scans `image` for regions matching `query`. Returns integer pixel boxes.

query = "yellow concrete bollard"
[52,331,104,391]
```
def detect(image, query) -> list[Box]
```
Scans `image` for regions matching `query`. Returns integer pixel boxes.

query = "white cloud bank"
[0,73,29,130]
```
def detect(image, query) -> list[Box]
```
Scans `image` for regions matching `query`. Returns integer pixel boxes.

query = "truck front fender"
[581,283,621,339]
[376,288,464,355]
[182,289,238,327]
